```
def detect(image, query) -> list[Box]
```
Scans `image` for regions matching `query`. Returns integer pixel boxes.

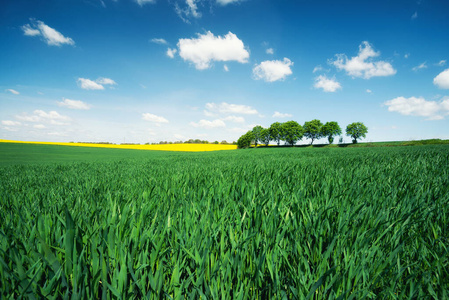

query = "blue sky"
[1,0,449,144]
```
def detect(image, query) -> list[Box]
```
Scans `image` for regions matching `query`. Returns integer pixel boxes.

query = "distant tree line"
[237,120,368,149]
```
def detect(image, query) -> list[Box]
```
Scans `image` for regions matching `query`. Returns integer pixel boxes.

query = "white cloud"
[57,98,91,110]
[22,20,74,46]
[174,133,186,140]
[253,58,293,82]
[314,75,342,92]
[412,62,427,71]
[178,31,249,70]
[224,64,229,72]
[313,65,323,73]
[167,48,177,58]
[366,89,372,93]
[436,60,447,66]
[33,124,46,129]
[433,69,449,89]
[217,0,241,5]
[151,38,168,45]
[384,96,449,120]
[135,0,156,6]
[190,119,226,128]
[6,89,20,95]
[330,41,396,79]
[142,113,169,123]
[411,12,418,20]
[266,48,274,55]
[96,77,117,85]
[222,115,245,123]
[205,102,258,115]
[77,78,104,90]
[1,120,21,126]
[175,0,201,22]
[16,110,71,124]
[404,53,410,59]
[77,77,116,90]
[272,111,293,118]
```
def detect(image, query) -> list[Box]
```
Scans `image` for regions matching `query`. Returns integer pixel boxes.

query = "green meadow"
[1,143,448,299]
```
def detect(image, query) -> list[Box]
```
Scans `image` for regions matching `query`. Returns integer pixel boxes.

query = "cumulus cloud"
[15,110,71,125]
[314,75,342,92]
[272,111,293,118]
[313,65,323,73]
[412,62,427,71]
[77,77,116,90]
[266,48,274,55]
[151,38,167,45]
[433,69,449,89]
[178,31,249,70]
[142,113,169,123]
[384,96,449,120]
[34,124,46,129]
[57,98,91,110]
[22,20,74,46]
[6,89,19,95]
[190,119,226,128]
[135,0,156,6]
[253,58,293,82]
[1,120,21,126]
[167,48,177,58]
[205,102,258,115]
[330,41,396,79]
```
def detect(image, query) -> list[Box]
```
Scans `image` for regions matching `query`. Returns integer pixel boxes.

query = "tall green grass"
[1,145,448,299]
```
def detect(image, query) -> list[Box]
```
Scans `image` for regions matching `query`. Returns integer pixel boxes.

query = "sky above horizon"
[1,0,449,144]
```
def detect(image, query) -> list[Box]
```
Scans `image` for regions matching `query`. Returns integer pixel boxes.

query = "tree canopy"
[268,122,283,146]
[346,122,368,144]
[252,125,264,147]
[303,119,323,145]
[237,130,254,149]
[282,121,303,146]
[321,121,342,144]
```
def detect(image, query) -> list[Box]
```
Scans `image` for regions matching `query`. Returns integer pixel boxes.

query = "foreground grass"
[1,144,448,299]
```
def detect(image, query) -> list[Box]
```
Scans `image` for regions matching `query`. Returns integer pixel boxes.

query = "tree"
[281,121,303,146]
[252,125,264,147]
[237,130,255,149]
[260,128,271,146]
[321,121,342,144]
[269,122,283,146]
[303,119,323,145]
[346,122,368,144]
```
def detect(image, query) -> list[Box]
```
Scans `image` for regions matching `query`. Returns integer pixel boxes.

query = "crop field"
[1,143,448,299]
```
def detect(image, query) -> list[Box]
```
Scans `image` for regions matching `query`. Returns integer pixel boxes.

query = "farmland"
[1,143,448,299]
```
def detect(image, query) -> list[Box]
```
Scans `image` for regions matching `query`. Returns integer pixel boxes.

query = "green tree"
[252,125,264,147]
[346,122,368,144]
[321,121,342,144]
[303,119,323,145]
[237,131,255,149]
[260,128,271,146]
[281,121,303,146]
[269,122,283,146]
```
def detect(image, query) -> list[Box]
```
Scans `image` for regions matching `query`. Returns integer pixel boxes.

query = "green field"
[1,143,448,299]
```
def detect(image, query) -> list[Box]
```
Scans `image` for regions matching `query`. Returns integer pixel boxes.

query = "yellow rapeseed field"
[0,139,237,152]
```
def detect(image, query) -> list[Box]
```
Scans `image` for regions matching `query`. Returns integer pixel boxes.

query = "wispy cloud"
[151,38,167,45]
[57,98,91,110]
[411,12,418,20]
[135,0,156,6]
[272,111,293,118]
[412,62,427,71]
[77,77,116,90]
[205,102,258,115]
[142,113,169,123]
[190,119,226,128]
[15,110,71,125]
[22,20,75,46]
[5,89,20,95]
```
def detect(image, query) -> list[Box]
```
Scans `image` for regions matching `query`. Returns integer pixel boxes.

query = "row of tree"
[237,120,368,149]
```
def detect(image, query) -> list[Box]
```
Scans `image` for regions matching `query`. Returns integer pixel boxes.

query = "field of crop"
[1,143,448,299]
